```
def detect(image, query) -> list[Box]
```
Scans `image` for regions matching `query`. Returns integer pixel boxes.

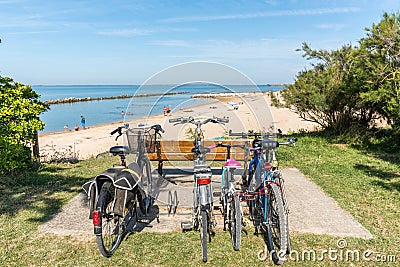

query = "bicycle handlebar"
[228,130,262,138]
[279,137,298,147]
[110,123,164,140]
[110,127,121,136]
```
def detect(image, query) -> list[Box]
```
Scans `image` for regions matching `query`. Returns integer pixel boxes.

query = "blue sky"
[0,0,399,85]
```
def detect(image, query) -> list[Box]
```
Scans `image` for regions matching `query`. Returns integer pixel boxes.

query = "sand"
[38,92,318,160]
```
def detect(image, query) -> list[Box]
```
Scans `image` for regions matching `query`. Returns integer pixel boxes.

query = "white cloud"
[160,7,361,23]
[150,40,189,47]
[158,38,299,61]
[97,29,152,36]
[315,24,346,31]
[264,0,279,6]
[6,30,58,35]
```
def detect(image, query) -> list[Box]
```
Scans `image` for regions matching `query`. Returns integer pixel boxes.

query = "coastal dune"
[38,92,318,161]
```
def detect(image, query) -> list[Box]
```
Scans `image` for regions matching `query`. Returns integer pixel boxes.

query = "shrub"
[0,76,48,173]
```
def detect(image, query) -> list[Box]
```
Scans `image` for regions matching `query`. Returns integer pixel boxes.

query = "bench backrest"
[147,140,247,161]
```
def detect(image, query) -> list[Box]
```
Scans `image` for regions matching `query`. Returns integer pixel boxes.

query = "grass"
[0,133,399,266]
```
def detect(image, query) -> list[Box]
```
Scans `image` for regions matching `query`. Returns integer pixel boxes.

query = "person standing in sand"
[80,115,86,129]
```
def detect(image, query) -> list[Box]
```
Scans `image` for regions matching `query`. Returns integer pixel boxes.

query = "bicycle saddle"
[224,158,241,167]
[109,146,130,156]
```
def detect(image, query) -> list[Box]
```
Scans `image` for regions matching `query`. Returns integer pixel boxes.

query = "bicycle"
[82,123,164,257]
[208,141,247,251]
[169,116,228,262]
[229,130,296,265]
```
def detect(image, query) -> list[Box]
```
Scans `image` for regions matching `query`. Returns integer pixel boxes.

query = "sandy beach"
[38,92,318,161]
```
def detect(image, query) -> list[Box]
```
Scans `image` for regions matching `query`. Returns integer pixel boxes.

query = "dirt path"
[38,168,372,240]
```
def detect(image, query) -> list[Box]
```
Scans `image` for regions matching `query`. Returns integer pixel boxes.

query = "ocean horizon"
[34,84,284,134]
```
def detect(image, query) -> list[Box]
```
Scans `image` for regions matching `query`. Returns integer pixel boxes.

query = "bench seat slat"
[148,140,247,161]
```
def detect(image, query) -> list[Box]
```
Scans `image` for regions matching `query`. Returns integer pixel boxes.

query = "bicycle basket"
[125,128,156,153]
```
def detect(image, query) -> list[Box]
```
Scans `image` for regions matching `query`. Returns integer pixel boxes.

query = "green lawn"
[0,134,399,266]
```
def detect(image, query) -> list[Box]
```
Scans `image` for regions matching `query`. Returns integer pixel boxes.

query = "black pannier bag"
[82,167,124,219]
[112,168,141,216]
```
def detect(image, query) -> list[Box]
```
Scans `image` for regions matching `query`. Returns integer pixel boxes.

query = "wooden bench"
[147,140,248,162]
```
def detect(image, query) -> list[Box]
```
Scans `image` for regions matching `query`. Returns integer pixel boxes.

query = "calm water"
[33,84,283,133]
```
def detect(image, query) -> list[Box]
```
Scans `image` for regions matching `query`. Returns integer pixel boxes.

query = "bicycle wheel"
[200,210,208,262]
[95,182,125,257]
[138,159,153,214]
[266,183,288,265]
[229,195,242,251]
[221,171,228,231]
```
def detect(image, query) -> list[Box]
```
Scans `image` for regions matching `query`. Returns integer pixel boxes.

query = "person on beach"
[64,125,68,132]
[121,111,125,117]
[80,115,86,129]
[163,106,167,116]
[74,124,79,131]
[166,105,171,115]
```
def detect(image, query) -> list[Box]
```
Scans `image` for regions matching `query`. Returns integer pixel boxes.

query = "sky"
[0,0,399,85]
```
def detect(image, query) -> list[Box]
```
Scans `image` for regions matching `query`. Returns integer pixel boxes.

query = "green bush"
[0,76,48,173]
[280,12,400,135]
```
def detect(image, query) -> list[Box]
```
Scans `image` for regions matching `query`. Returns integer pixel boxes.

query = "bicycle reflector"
[264,162,272,170]
[92,210,101,226]
[197,176,211,185]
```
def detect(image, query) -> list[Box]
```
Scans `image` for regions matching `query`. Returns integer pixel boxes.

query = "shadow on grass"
[354,163,400,192]
[0,164,86,224]
[370,180,400,192]
[354,164,400,180]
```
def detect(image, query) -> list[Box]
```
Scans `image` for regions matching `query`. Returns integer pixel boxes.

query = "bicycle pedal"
[138,218,151,224]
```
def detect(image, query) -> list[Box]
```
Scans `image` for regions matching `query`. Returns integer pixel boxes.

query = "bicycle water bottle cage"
[192,146,210,154]
[109,146,130,156]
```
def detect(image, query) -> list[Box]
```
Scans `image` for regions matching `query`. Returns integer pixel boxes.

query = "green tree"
[0,76,49,173]
[358,12,400,128]
[281,12,400,135]
[282,43,376,134]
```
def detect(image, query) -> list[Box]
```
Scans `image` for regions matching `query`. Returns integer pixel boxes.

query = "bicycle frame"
[169,116,228,262]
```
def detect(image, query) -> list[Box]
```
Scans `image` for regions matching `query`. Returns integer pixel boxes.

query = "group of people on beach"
[63,115,86,132]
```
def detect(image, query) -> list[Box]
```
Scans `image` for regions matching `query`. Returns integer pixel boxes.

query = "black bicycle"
[82,124,164,257]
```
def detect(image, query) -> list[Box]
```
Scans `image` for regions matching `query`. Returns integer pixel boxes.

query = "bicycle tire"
[138,159,153,215]
[266,183,288,265]
[222,194,228,231]
[167,190,173,215]
[200,210,208,262]
[95,182,125,257]
[221,171,228,231]
[230,195,242,251]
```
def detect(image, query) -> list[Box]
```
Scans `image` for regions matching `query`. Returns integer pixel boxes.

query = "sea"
[33,84,284,134]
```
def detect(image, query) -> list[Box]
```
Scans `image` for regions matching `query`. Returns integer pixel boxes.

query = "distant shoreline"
[44,91,189,105]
